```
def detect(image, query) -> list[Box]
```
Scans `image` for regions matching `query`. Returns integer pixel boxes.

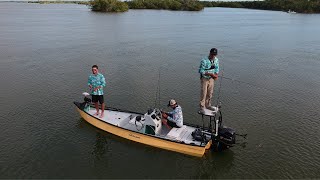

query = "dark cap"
[210,48,218,55]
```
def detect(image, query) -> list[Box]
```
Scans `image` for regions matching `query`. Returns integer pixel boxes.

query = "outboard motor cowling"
[218,126,236,146]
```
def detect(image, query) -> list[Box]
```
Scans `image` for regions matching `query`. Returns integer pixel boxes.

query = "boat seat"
[166,125,187,140]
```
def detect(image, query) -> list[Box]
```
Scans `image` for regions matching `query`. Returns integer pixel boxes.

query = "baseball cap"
[210,48,218,55]
[167,99,177,107]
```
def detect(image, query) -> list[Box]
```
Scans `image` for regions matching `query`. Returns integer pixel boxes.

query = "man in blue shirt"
[161,99,183,128]
[198,48,219,113]
[88,65,106,118]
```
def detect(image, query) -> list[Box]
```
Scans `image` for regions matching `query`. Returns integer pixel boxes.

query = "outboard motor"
[214,126,236,151]
[219,126,236,144]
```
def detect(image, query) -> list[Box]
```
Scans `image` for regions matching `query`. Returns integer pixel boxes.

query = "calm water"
[1,2,320,178]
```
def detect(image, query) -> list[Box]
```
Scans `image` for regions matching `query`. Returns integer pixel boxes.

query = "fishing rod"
[154,67,161,108]
[210,60,250,149]
[216,63,224,107]
[217,75,288,96]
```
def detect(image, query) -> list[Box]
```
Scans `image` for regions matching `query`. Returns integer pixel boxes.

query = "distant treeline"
[28,0,203,11]
[201,0,320,13]
[89,0,203,12]
[28,0,320,13]
[28,1,88,4]
[127,0,203,11]
[90,0,128,12]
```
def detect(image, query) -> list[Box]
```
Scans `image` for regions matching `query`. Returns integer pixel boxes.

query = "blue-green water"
[0,3,320,178]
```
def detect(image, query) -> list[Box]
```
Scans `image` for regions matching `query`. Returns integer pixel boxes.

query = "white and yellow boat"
[74,95,236,157]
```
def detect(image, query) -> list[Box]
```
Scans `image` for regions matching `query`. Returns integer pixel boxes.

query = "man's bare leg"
[99,103,105,118]
[162,119,171,129]
[94,102,99,116]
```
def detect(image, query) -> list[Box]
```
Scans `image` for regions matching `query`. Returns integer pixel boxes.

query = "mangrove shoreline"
[22,0,320,14]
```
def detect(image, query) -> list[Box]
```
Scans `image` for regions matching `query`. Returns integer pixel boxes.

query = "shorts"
[167,120,180,128]
[92,95,104,104]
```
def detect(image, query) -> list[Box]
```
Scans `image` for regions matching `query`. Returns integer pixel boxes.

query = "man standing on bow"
[88,65,106,118]
[198,48,219,113]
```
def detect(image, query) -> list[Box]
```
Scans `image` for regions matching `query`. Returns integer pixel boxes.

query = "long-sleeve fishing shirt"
[199,56,219,79]
[87,73,106,95]
[167,105,183,127]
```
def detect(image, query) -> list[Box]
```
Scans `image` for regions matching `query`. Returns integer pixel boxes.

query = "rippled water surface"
[1,3,320,178]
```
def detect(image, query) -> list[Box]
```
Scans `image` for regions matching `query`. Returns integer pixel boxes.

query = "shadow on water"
[76,118,110,159]
[92,132,108,160]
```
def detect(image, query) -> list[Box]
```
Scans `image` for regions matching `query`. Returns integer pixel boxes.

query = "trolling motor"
[191,104,236,151]
[80,92,92,111]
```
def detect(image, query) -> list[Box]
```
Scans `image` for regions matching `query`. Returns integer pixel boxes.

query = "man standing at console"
[198,48,219,113]
[88,65,106,118]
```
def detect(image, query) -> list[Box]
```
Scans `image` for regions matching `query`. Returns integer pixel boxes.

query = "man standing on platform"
[198,48,219,114]
[88,65,106,118]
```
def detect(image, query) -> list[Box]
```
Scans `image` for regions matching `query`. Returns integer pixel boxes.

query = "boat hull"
[75,105,211,157]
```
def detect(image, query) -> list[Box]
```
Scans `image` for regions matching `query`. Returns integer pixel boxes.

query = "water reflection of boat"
[74,94,237,157]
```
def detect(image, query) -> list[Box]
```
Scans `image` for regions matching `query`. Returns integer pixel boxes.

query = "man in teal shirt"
[88,65,106,118]
[198,48,219,113]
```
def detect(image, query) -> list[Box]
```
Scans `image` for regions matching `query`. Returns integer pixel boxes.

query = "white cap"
[167,99,177,106]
